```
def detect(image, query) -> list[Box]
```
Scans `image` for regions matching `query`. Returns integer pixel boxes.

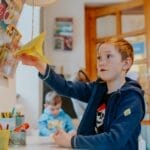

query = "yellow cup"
[0,130,10,150]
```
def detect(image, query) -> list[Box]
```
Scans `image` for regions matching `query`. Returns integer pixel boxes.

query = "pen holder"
[0,130,10,150]
[0,117,16,130]
[16,115,25,127]
[9,131,26,146]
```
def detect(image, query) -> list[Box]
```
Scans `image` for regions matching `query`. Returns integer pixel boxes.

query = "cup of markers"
[0,108,25,130]
[9,123,30,146]
[0,112,16,130]
[0,124,10,150]
[11,107,25,127]
[0,110,29,147]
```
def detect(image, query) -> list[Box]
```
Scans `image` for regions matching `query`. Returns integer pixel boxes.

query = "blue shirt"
[39,108,75,136]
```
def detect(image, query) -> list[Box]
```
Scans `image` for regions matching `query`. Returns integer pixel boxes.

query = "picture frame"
[54,17,73,51]
[54,36,64,50]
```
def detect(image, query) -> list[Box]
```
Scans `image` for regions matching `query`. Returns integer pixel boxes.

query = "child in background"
[39,91,76,136]
[71,68,90,121]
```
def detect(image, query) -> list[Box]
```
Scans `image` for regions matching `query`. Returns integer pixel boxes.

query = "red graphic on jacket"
[95,103,106,133]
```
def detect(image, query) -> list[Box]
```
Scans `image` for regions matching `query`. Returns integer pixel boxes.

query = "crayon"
[0,124,3,130]
[6,124,9,130]
[11,107,16,117]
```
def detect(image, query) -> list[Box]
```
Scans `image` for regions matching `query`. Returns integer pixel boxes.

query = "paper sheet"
[14,32,49,64]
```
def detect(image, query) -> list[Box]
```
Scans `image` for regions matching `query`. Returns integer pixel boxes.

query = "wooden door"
[85,0,150,80]
[85,0,150,113]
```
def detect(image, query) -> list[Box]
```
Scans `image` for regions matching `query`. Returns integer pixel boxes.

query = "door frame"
[85,0,150,80]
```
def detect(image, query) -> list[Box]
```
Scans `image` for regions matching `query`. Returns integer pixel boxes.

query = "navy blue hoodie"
[39,65,145,150]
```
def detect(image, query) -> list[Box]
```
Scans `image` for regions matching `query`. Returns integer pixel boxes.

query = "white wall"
[16,4,42,128]
[43,0,86,75]
[0,78,16,111]
[43,0,143,76]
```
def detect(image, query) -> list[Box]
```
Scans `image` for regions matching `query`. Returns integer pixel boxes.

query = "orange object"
[14,123,29,132]
[141,120,150,125]
[0,124,2,130]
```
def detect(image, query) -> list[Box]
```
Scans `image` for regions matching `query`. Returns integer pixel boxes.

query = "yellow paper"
[14,32,49,64]
[0,130,10,150]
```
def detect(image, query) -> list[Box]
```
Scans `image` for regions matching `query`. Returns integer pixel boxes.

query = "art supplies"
[0,130,10,150]
[14,123,29,132]
[11,107,15,117]
[16,115,25,127]
[0,123,3,130]
[0,113,29,146]
[9,122,29,146]
[6,124,9,130]
[0,117,16,130]
[0,111,25,130]
[10,131,26,146]
[0,112,12,118]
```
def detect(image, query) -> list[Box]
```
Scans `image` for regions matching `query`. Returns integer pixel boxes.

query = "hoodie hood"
[119,77,145,119]
[122,77,143,93]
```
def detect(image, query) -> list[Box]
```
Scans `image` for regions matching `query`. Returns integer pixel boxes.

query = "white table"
[9,134,69,150]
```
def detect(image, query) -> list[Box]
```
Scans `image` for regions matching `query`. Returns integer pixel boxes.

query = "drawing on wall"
[0,0,24,78]
[54,18,73,51]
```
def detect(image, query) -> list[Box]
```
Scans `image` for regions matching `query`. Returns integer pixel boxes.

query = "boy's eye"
[97,56,101,60]
[107,54,112,59]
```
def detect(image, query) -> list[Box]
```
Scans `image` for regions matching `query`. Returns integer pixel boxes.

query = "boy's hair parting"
[97,37,134,64]
[45,91,62,106]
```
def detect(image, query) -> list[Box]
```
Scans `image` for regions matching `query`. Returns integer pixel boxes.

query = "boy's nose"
[98,59,107,66]
[53,110,59,116]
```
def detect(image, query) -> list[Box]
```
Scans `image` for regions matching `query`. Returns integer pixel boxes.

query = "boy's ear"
[123,57,132,71]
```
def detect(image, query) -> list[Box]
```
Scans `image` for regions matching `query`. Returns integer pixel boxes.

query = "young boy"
[18,37,145,149]
[38,91,75,136]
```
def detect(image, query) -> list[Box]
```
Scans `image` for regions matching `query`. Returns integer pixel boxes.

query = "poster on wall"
[54,18,73,51]
[0,0,24,78]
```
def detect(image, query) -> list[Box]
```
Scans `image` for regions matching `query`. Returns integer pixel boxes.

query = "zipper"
[104,91,120,130]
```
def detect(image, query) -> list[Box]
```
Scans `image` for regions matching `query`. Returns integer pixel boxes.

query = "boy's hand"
[68,130,77,137]
[16,54,47,74]
[17,53,39,66]
[53,129,72,148]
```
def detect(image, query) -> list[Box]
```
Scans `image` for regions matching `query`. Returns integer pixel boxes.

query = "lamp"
[25,0,56,7]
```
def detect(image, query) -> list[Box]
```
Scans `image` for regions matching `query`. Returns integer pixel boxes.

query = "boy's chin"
[100,76,109,81]
[53,113,59,116]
